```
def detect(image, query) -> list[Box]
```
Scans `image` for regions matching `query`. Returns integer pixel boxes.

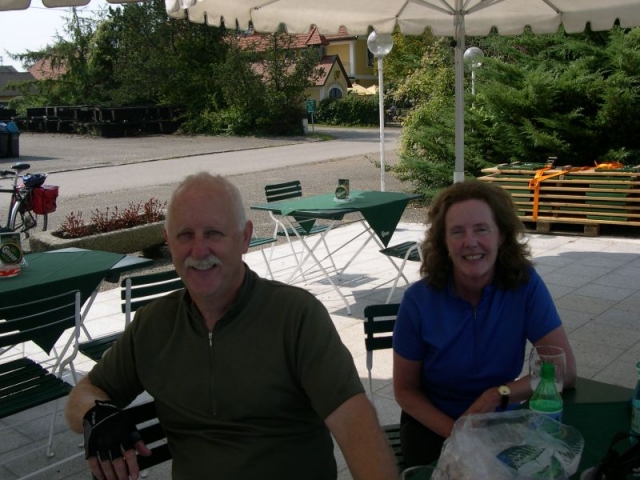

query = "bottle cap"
[541,362,555,379]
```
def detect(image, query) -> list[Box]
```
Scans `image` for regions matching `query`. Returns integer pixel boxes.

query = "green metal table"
[252,190,421,314]
[0,248,153,350]
[428,378,634,478]
[563,377,634,478]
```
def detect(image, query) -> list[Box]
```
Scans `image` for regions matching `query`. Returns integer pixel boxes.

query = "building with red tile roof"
[238,25,376,105]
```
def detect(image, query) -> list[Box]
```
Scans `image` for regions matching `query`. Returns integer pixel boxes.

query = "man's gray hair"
[165,172,246,231]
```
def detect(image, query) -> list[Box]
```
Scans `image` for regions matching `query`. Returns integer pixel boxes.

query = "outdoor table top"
[563,377,634,478]
[0,248,153,305]
[0,248,153,351]
[513,377,633,478]
[251,190,422,247]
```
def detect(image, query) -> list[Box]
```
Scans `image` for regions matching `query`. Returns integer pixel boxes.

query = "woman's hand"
[461,387,501,416]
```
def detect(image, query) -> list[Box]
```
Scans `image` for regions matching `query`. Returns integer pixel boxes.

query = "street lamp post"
[464,46,484,95]
[367,31,393,192]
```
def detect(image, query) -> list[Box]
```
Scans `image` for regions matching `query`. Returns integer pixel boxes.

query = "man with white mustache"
[65,172,398,480]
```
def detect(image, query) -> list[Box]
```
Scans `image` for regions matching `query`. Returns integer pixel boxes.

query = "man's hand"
[83,400,151,480]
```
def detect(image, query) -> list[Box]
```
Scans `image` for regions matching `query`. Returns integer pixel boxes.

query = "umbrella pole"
[454,11,466,184]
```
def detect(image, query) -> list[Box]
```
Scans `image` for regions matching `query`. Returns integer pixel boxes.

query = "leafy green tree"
[10,1,320,135]
[11,9,102,106]
[387,33,466,199]
[212,30,322,135]
[396,26,640,198]
[94,1,228,111]
[467,27,640,166]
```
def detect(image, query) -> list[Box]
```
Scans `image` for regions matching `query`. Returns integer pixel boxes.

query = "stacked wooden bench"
[479,162,640,236]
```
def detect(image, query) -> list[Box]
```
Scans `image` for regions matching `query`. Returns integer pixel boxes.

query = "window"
[367,49,374,67]
[328,86,343,99]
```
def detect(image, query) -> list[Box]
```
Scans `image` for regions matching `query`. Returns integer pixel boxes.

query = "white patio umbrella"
[165,0,640,183]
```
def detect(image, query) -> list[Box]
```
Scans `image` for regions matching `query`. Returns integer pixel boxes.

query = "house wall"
[326,43,351,75]
[353,38,376,86]
[304,61,349,106]
[326,38,376,88]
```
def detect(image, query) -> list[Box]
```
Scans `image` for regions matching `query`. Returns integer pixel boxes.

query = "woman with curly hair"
[392,180,576,467]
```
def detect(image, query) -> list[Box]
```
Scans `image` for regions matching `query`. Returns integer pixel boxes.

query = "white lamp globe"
[367,31,393,57]
[464,46,484,67]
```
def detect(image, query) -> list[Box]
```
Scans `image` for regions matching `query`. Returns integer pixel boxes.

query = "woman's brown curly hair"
[420,180,532,290]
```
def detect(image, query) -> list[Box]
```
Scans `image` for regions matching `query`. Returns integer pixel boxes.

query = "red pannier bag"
[32,185,59,215]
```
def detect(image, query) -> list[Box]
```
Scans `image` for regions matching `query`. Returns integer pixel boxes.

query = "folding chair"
[125,400,171,471]
[0,290,81,467]
[76,270,183,365]
[264,181,340,279]
[362,303,405,472]
[379,241,423,304]
[247,233,278,279]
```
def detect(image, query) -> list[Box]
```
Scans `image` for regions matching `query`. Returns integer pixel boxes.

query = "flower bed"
[29,221,165,254]
[28,198,167,254]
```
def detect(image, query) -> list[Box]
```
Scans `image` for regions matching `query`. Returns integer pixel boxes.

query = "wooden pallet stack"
[478,162,640,236]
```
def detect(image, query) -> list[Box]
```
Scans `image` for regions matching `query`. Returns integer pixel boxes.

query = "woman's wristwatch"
[498,385,511,410]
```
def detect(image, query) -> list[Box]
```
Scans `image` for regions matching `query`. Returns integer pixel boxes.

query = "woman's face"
[445,199,504,288]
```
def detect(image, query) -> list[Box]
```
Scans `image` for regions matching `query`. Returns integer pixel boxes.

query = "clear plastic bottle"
[631,361,640,437]
[530,362,563,422]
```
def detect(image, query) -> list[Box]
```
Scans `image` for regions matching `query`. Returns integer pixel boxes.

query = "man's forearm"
[326,394,398,480]
[65,376,111,432]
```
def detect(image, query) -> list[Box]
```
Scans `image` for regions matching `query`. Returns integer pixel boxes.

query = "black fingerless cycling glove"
[83,400,142,461]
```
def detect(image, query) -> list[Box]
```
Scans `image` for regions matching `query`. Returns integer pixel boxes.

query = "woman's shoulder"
[403,277,445,301]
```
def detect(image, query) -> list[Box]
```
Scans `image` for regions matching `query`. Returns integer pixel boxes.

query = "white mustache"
[184,255,222,270]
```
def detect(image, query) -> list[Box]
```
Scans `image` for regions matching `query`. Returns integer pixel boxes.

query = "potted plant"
[29,198,167,254]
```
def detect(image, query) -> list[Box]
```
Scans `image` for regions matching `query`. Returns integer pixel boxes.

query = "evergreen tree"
[396,26,640,197]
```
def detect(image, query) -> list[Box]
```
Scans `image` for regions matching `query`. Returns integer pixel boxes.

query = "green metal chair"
[248,233,278,279]
[0,290,81,464]
[264,180,341,280]
[76,269,183,365]
[363,302,405,473]
[379,241,422,303]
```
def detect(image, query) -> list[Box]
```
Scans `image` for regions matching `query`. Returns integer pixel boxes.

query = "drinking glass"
[529,345,566,393]
[401,465,449,480]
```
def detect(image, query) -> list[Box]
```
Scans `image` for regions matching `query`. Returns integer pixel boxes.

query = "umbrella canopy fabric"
[0,0,139,10]
[167,0,640,37]
[347,83,372,96]
[166,0,640,182]
[348,83,378,96]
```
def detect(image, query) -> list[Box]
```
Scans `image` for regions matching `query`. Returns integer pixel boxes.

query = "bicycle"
[1,162,54,238]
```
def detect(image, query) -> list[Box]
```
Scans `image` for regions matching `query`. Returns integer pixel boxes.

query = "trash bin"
[6,121,19,157]
[8,133,19,157]
[0,132,8,158]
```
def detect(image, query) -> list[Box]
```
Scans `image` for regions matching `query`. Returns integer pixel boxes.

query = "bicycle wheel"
[9,201,46,235]
[8,200,25,232]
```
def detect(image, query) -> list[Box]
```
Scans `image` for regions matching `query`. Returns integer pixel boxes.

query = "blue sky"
[0,0,110,71]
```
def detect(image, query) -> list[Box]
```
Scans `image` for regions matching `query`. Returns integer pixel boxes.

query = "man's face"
[163,183,251,301]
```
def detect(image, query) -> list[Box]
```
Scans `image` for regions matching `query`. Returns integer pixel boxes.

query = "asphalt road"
[3,127,426,240]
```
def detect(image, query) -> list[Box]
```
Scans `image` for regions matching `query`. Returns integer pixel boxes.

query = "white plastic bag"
[436,410,584,480]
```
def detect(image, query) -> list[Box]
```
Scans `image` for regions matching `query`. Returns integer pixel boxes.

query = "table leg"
[280,217,351,315]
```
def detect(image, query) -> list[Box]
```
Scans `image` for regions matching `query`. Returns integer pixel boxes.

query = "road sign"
[306,100,316,113]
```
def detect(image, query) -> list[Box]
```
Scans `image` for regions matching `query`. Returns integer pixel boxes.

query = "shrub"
[315,95,379,126]
[58,198,166,239]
